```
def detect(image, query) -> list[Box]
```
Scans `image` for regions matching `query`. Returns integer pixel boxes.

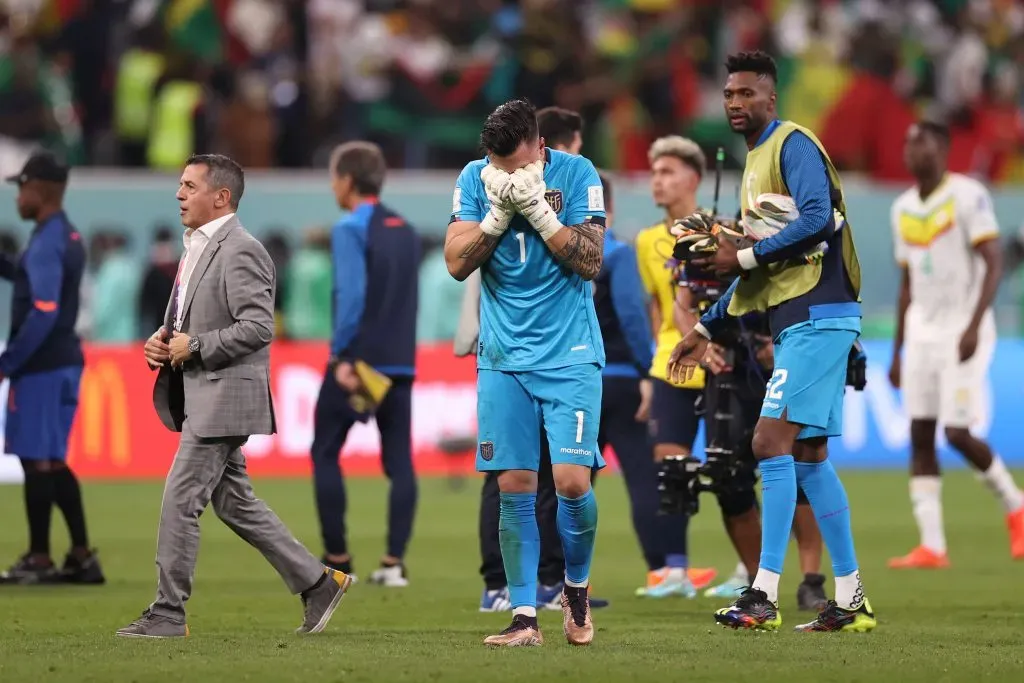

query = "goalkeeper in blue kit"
[668,51,877,633]
[445,99,606,647]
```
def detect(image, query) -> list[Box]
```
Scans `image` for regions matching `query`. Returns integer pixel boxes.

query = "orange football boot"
[1007,507,1024,560]
[687,567,718,590]
[888,545,950,569]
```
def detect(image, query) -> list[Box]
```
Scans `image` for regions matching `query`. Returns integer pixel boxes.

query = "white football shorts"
[903,314,996,428]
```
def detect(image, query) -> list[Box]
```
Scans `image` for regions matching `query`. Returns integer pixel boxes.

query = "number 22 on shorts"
[766,368,788,400]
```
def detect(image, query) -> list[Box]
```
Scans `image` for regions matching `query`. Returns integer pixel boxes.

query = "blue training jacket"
[593,231,653,378]
[330,199,420,377]
[0,210,85,378]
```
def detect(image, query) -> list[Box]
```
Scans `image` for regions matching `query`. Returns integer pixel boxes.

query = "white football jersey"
[891,172,999,335]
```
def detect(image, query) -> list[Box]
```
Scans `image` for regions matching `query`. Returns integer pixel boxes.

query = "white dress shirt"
[174,213,235,331]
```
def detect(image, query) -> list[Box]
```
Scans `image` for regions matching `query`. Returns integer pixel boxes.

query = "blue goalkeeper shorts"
[5,366,82,461]
[761,318,858,440]
[476,362,604,472]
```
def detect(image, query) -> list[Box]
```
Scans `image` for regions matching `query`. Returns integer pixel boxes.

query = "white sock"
[513,605,537,618]
[565,577,588,588]
[666,567,686,582]
[834,571,865,611]
[751,568,780,605]
[910,476,947,554]
[980,455,1024,513]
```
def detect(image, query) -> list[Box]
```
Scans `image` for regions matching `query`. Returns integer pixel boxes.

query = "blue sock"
[556,489,598,585]
[795,460,858,576]
[758,455,797,574]
[665,554,687,569]
[498,492,540,610]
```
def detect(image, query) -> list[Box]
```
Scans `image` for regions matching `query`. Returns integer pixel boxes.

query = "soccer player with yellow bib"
[633,136,717,598]
[668,51,876,633]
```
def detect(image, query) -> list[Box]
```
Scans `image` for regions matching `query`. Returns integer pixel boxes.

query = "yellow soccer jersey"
[635,222,705,388]
[891,172,1000,335]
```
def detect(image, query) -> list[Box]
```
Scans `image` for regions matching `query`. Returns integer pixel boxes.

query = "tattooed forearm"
[550,222,605,280]
[444,223,499,281]
[459,234,499,263]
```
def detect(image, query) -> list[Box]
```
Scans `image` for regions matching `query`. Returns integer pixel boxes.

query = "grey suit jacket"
[152,216,277,439]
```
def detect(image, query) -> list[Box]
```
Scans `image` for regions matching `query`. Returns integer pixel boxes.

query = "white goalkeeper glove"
[510,161,562,241]
[479,164,515,237]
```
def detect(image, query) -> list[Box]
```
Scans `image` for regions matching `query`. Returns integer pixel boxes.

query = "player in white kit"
[888,121,1024,568]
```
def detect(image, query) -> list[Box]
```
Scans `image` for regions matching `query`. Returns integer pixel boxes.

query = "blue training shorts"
[5,366,82,461]
[760,319,857,441]
[476,362,604,472]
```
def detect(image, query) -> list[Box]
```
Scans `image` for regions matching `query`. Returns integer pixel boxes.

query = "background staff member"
[312,141,420,587]
[592,173,679,578]
[0,153,102,586]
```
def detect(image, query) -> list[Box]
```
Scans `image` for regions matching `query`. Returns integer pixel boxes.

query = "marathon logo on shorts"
[480,441,494,461]
[560,447,592,457]
[545,189,563,213]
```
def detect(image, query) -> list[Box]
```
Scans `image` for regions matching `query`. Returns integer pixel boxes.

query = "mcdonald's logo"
[79,360,131,467]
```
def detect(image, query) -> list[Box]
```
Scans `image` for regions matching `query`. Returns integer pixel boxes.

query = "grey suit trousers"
[150,418,323,622]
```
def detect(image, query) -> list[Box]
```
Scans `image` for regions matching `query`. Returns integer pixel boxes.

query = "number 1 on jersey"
[515,231,526,263]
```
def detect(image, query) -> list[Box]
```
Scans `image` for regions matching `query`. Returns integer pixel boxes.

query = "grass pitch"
[1,471,1022,682]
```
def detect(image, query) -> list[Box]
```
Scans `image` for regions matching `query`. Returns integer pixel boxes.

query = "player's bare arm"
[961,237,1002,361]
[889,264,911,388]
[672,284,698,335]
[445,220,500,281]
[544,220,605,280]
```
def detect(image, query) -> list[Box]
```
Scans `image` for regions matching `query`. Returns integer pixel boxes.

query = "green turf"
[1,471,1022,682]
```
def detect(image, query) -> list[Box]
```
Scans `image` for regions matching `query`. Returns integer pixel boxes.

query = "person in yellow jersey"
[633,136,717,598]
[888,120,1024,569]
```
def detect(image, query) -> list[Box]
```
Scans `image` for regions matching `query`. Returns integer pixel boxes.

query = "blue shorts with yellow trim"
[476,363,604,472]
[761,318,858,440]
[6,366,82,461]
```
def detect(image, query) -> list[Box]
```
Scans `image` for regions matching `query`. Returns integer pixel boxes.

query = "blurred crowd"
[0,223,461,345]
[3,0,1024,181]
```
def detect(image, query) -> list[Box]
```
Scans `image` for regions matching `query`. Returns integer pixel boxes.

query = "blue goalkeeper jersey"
[450,148,607,371]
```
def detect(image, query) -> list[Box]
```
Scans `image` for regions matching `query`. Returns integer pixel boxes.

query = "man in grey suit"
[117,154,353,639]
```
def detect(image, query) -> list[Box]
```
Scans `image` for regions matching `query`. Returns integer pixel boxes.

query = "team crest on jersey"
[480,441,494,461]
[545,189,563,213]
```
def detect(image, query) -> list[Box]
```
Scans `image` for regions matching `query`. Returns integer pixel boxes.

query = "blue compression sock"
[498,492,540,610]
[556,489,598,585]
[795,460,858,576]
[759,455,797,574]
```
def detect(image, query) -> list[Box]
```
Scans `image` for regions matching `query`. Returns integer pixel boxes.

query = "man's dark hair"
[331,141,387,195]
[538,106,583,150]
[598,172,613,212]
[725,50,778,83]
[917,119,951,146]
[480,99,539,157]
[186,153,245,209]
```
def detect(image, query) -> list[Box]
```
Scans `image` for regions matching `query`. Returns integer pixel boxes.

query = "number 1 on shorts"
[575,410,584,443]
